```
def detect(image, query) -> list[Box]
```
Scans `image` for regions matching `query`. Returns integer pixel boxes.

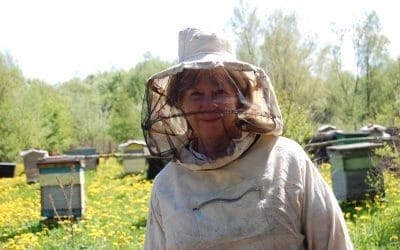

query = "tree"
[107,55,172,142]
[58,79,108,149]
[125,54,172,103]
[0,52,24,105]
[353,11,390,122]
[0,52,25,161]
[324,26,361,130]
[22,81,74,153]
[108,89,142,142]
[260,10,326,140]
[375,58,400,125]
[230,0,262,65]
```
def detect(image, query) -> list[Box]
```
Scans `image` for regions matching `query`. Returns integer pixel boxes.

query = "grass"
[1,159,399,249]
[0,158,151,249]
[319,163,400,250]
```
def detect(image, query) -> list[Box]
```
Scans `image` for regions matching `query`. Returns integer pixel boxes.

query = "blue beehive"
[64,148,99,170]
[37,156,85,218]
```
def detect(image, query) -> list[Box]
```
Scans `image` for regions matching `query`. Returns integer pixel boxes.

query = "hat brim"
[148,58,259,82]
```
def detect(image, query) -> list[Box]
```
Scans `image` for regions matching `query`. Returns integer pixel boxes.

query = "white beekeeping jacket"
[144,134,353,250]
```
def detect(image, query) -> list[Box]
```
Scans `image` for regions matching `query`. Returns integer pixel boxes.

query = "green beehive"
[37,156,85,218]
[327,142,384,202]
[334,131,372,145]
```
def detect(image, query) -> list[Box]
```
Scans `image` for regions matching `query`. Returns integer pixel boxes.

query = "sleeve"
[301,159,354,250]
[144,186,166,250]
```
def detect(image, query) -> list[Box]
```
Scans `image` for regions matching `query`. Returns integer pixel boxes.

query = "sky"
[1,0,399,84]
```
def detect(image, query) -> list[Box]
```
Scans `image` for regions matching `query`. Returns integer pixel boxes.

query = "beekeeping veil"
[141,28,283,170]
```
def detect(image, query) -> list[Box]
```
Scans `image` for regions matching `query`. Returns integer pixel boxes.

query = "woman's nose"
[199,95,219,110]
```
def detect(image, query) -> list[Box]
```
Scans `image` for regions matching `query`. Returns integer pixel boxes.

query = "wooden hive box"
[118,140,148,174]
[0,162,16,178]
[20,149,49,184]
[64,148,99,170]
[327,142,384,202]
[37,156,85,218]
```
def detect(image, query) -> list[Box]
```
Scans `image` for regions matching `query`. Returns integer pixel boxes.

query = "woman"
[142,28,353,249]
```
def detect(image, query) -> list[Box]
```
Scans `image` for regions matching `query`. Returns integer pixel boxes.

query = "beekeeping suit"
[142,27,353,250]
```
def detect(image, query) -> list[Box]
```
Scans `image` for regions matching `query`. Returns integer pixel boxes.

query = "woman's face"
[179,73,240,142]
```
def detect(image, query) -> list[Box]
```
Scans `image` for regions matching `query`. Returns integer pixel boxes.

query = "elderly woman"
[142,28,353,250]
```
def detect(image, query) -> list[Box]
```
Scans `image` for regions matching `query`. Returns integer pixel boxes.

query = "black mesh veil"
[141,62,283,161]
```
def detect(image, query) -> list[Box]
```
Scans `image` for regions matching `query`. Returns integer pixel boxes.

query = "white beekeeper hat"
[141,27,283,159]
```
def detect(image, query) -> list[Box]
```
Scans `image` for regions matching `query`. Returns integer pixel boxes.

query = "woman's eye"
[190,91,202,97]
[188,91,203,101]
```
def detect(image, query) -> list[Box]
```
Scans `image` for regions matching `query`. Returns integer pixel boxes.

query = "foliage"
[58,79,108,149]
[374,143,400,173]
[342,173,400,249]
[1,4,400,161]
[279,98,315,145]
[0,53,24,105]
[16,81,74,154]
[108,91,142,142]
[0,53,25,161]
[319,164,400,249]
[230,0,262,65]
[374,58,400,126]
[0,52,171,161]
[353,11,390,123]
[230,5,329,139]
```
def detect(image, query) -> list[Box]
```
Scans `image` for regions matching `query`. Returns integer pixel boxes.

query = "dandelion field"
[1,158,152,249]
[1,159,400,249]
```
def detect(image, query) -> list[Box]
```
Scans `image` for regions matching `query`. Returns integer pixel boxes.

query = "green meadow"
[1,159,399,250]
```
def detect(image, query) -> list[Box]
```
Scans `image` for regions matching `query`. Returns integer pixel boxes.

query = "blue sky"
[1,0,399,84]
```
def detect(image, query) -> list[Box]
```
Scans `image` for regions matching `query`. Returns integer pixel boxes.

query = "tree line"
[1,3,399,162]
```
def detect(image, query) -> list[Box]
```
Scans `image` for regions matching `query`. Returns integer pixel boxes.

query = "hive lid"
[327,142,383,151]
[37,156,83,167]
[20,149,49,157]
[0,162,16,166]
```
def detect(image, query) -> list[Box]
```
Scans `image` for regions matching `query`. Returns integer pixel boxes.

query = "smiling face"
[175,68,242,156]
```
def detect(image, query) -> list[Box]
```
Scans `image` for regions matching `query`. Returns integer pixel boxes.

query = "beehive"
[0,162,16,178]
[118,140,148,174]
[37,156,85,218]
[20,149,49,183]
[64,148,98,170]
[327,142,384,202]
